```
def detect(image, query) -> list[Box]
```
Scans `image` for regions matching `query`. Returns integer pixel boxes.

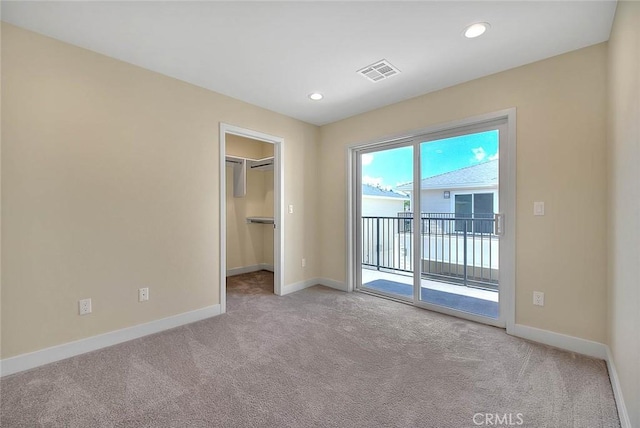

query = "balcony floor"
[361,268,498,318]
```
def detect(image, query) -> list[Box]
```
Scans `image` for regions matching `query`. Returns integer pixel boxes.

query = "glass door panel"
[354,121,508,327]
[358,144,414,301]
[418,130,500,319]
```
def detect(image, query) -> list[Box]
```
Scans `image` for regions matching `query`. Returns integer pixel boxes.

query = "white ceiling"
[1,1,617,126]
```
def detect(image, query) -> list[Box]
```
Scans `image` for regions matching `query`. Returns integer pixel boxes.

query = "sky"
[362,130,499,189]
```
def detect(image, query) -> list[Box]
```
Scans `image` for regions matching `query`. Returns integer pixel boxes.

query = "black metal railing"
[362,213,498,289]
[362,216,414,274]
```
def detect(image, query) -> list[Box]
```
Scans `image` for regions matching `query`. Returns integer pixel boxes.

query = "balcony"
[361,213,499,318]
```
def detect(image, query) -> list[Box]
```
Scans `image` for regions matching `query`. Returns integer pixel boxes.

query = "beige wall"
[1,24,320,358]
[320,43,608,342]
[607,1,640,426]
[225,135,274,271]
[1,17,631,393]
[226,134,274,160]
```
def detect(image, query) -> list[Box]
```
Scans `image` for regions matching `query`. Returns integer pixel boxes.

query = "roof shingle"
[362,184,409,199]
[396,159,497,190]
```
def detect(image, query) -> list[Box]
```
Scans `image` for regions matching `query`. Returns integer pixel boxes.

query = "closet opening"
[219,124,284,314]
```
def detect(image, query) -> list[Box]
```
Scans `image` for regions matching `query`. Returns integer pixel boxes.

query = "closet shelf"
[248,157,274,171]
[246,216,274,224]
[225,156,273,171]
[225,155,274,198]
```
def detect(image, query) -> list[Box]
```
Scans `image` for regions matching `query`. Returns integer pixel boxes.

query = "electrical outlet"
[533,291,545,306]
[301,258,306,267]
[139,287,149,302]
[79,298,92,315]
[288,204,294,214]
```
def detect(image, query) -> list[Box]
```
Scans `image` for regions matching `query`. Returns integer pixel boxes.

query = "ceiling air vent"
[357,59,400,82]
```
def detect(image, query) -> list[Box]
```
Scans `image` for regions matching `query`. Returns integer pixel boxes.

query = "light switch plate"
[534,201,545,216]
[139,287,149,302]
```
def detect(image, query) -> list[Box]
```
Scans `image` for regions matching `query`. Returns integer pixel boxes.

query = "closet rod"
[250,162,272,169]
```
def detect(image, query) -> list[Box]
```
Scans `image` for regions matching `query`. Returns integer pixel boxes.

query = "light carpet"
[0,271,620,427]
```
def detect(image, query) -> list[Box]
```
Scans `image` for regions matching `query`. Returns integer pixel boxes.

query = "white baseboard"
[318,278,349,292]
[227,264,274,277]
[261,264,275,272]
[605,346,632,428]
[509,324,630,426]
[280,277,349,296]
[280,278,320,295]
[509,323,607,359]
[0,304,221,377]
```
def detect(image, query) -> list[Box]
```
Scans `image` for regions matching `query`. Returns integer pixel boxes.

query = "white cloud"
[361,153,374,166]
[362,175,383,187]
[489,152,499,160]
[472,147,487,162]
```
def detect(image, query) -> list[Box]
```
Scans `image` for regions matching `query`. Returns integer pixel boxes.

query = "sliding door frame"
[346,109,516,331]
[351,138,416,304]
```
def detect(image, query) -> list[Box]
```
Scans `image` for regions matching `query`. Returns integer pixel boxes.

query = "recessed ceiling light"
[464,22,490,39]
[308,92,323,101]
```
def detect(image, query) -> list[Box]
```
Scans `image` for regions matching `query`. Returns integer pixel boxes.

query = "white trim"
[413,136,422,303]
[0,305,221,377]
[219,123,284,313]
[509,324,607,359]
[280,278,349,296]
[346,147,356,293]
[509,325,630,426]
[605,346,632,428]
[226,264,274,277]
[501,110,517,333]
[318,278,348,292]
[280,278,320,295]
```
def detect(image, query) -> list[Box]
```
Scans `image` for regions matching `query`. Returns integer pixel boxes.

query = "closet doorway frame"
[219,123,284,314]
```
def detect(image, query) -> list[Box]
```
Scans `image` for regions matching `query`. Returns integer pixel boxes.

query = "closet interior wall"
[225,134,274,274]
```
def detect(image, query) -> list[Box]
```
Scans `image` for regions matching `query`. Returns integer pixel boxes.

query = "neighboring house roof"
[396,159,498,191]
[362,184,409,199]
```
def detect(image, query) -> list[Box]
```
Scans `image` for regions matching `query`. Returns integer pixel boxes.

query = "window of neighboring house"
[398,211,412,233]
[454,192,494,233]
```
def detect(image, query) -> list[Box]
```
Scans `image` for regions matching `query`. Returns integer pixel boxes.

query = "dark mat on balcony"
[363,279,499,319]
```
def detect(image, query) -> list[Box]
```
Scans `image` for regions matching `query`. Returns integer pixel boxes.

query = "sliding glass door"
[417,129,501,320]
[358,143,415,301]
[355,117,511,327]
